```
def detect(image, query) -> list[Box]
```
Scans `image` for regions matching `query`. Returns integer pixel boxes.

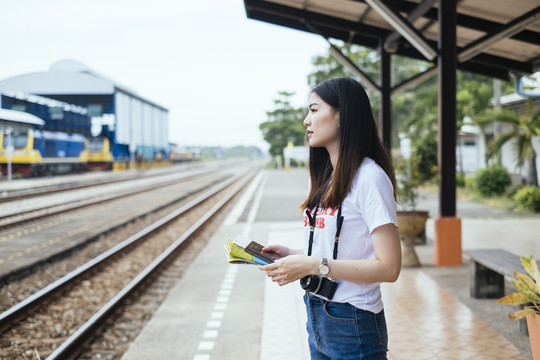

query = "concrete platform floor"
[121,169,539,359]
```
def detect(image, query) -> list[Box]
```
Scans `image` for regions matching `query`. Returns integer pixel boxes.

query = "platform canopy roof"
[243,0,540,80]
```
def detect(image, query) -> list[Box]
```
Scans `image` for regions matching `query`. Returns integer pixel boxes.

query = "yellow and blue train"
[169,143,201,163]
[0,128,202,177]
[0,129,113,177]
[0,92,196,177]
[79,136,114,171]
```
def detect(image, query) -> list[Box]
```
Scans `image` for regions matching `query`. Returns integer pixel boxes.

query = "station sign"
[516,72,540,97]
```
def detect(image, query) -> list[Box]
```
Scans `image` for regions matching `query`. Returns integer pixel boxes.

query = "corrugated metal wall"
[114,91,168,149]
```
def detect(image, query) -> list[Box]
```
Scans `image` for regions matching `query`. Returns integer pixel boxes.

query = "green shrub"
[456,173,466,188]
[514,186,540,212]
[464,176,475,189]
[474,165,511,197]
[289,158,298,167]
[414,134,438,182]
[505,184,524,198]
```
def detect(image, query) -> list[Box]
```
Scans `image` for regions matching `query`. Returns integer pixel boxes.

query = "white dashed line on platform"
[193,264,238,360]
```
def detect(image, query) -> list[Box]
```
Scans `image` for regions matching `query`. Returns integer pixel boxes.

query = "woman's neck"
[327,143,339,170]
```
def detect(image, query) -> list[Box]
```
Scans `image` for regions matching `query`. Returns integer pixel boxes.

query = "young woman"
[260,77,401,360]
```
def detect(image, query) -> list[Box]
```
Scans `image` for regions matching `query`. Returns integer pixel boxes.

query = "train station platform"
[121,168,539,360]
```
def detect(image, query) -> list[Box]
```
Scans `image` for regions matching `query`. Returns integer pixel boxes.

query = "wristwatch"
[318,258,330,277]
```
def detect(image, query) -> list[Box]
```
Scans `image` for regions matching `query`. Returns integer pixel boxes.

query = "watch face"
[319,264,329,276]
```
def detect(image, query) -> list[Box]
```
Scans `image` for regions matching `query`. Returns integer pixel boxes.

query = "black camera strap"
[334,206,344,260]
[305,206,319,257]
[305,204,343,260]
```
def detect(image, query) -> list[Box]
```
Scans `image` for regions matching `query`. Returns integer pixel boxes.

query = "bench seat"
[463,249,526,299]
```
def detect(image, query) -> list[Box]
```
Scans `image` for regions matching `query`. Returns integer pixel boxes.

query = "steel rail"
[0,161,238,203]
[0,163,216,203]
[0,166,221,229]
[0,169,254,335]
[46,170,256,360]
[0,173,147,203]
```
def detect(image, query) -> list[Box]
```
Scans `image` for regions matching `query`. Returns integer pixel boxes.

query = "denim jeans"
[304,292,388,360]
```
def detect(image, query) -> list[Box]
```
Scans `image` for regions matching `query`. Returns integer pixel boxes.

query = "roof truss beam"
[364,0,540,46]
[365,0,437,60]
[469,52,533,74]
[249,10,380,48]
[245,1,533,78]
[392,66,437,94]
[384,0,437,53]
[246,0,388,39]
[327,43,380,93]
[458,6,540,63]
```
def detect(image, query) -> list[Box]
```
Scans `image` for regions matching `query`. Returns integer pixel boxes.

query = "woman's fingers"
[260,260,280,272]
[259,262,288,285]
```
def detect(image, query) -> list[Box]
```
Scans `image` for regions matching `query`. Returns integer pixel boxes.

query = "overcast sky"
[0,0,329,151]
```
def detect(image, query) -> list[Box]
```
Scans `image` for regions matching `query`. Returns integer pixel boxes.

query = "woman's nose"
[303,115,310,126]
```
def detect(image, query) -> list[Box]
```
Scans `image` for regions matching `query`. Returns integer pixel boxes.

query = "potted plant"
[497,255,540,359]
[395,155,429,267]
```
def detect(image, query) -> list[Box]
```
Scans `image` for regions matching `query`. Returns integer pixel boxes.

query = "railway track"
[0,163,210,203]
[0,169,256,359]
[0,163,230,229]
[0,172,145,203]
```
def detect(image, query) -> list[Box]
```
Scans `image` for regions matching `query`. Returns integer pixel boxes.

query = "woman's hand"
[260,255,318,286]
[261,244,292,259]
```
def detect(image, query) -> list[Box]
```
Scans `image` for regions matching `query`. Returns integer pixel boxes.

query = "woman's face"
[303,93,340,150]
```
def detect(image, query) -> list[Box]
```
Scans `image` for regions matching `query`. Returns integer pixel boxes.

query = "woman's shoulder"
[351,158,391,190]
[355,158,387,179]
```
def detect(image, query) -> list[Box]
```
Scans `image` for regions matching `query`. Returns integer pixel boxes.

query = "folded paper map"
[224,235,278,265]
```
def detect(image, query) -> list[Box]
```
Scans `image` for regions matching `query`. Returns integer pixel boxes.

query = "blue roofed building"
[0,60,170,162]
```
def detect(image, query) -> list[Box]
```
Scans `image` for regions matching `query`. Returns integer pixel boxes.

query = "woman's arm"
[260,223,401,286]
[325,223,401,283]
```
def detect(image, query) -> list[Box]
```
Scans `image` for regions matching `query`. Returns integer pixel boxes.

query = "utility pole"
[5,127,14,182]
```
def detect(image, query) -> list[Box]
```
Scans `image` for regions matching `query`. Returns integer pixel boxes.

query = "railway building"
[1,92,90,135]
[0,60,170,169]
[0,107,45,133]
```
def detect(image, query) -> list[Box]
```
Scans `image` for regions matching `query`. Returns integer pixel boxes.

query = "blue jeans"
[304,292,388,360]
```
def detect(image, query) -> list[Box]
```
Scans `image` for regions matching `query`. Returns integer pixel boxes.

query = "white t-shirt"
[303,157,398,313]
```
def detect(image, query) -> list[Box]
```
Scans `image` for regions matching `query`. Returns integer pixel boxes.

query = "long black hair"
[300,77,397,210]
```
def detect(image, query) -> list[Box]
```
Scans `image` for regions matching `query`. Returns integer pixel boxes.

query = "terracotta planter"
[526,310,540,360]
[397,211,429,237]
[396,211,429,267]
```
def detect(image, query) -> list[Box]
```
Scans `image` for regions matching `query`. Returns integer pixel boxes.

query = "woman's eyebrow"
[308,102,318,107]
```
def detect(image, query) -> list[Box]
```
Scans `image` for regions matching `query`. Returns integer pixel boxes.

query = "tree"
[399,71,514,180]
[400,79,438,143]
[301,42,517,185]
[307,44,380,88]
[476,98,540,186]
[259,91,306,164]
[306,42,514,148]
[307,43,429,145]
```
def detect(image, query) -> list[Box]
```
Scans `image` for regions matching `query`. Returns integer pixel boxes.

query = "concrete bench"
[463,249,526,299]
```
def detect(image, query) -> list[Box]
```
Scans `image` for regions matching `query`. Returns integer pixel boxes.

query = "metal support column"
[439,2,457,216]
[435,0,461,266]
[380,41,392,154]
[438,2,456,217]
